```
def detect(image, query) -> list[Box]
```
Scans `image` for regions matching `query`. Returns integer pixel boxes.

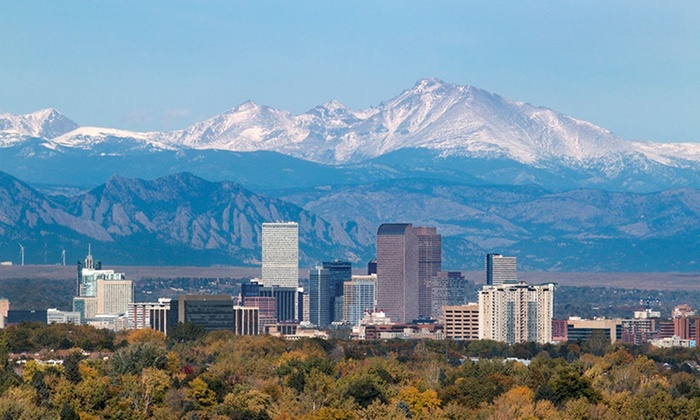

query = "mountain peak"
[320,99,348,111]
[31,108,62,118]
[0,108,78,139]
[234,101,260,112]
[411,78,454,93]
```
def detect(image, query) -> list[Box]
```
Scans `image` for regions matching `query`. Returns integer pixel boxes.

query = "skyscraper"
[73,248,133,320]
[414,226,441,318]
[485,253,517,286]
[430,271,469,319]
[96,279,133,316]
[478,282,554,344]
[262,222,299,288]
[343,274,377,326]
[309,266,331,327]
[376,223,419,324]
[322,260,352,322]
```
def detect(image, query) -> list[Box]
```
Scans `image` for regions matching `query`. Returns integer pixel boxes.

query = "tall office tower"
[485,253,517,286]
[376,223,419,324]
[261,222,299,288]
[322,260,352,323]
[73,249,134,320]
[478,282,554,344]
[430,271,469,319]
[96,279,133,316]
[309,266,331,327]
[77,248,126,297]
[343,274,377,326]
[414,227,442,318]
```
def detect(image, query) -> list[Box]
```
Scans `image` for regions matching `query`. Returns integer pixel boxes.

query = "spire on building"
[84,244,94,270]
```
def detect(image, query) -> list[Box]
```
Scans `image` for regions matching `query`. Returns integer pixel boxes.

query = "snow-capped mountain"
[4,79,700,186]
[0,108,78,146]
[154,78,641,165]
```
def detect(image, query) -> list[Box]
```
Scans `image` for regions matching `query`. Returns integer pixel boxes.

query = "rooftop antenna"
[18,243,24,266]
[61,248,66,266]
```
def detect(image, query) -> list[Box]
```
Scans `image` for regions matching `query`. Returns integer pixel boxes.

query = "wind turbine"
[18,243,24,266]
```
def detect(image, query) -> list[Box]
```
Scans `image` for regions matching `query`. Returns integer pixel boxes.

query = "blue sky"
[1,1,698,142]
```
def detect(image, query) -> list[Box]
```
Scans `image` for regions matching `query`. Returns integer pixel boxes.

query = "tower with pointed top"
[73,247,133,321]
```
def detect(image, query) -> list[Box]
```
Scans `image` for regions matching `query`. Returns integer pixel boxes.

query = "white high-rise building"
[485,254,517,286]
[97,279,133,316]
[78,247,127,297]
[343,274,377,326]
[262,222,299,288]
[478,282,554,344]
[73,248,134,320]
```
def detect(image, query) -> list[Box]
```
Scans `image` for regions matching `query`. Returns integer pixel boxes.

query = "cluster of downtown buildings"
[0,222,696,349]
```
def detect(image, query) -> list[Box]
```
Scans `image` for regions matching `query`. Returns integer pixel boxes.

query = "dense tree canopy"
[0,323,700,418]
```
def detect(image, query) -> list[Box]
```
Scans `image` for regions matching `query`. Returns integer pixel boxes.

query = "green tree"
[167,322,206,346]
[188,377,217,409]
[110,342,167,375]
[0,333,9,371]
[31,370,51,408]
[63,350,85,384]
[342,374,387,409]
[59,402,79,420]
[547,365,600,406]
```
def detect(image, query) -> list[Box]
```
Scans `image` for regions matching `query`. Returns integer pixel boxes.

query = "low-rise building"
[47,308,81,325]
[443,304,479,340]
[567,318,622,345]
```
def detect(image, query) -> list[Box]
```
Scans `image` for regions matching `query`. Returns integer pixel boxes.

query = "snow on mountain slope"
[150,78,634,165]
[0,108,78,146]
[2,79,700,172]
[328,78,629,163]
[52,126,169,151]
[630,141,700,167]
[158,101,309,151]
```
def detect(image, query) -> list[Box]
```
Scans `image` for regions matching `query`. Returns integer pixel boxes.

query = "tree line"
[1,323,700,418]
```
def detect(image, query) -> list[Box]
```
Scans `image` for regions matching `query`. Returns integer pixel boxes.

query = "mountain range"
[2,170,700,271]
[2,79,700,271]
[0,171,364,267]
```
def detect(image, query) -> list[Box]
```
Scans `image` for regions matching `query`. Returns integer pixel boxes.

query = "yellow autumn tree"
[127,328,166,347]
[395,386,441,417]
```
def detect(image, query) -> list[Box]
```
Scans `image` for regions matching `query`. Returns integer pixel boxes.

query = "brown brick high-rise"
[413,226,441,318]
[376,223,419,324]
